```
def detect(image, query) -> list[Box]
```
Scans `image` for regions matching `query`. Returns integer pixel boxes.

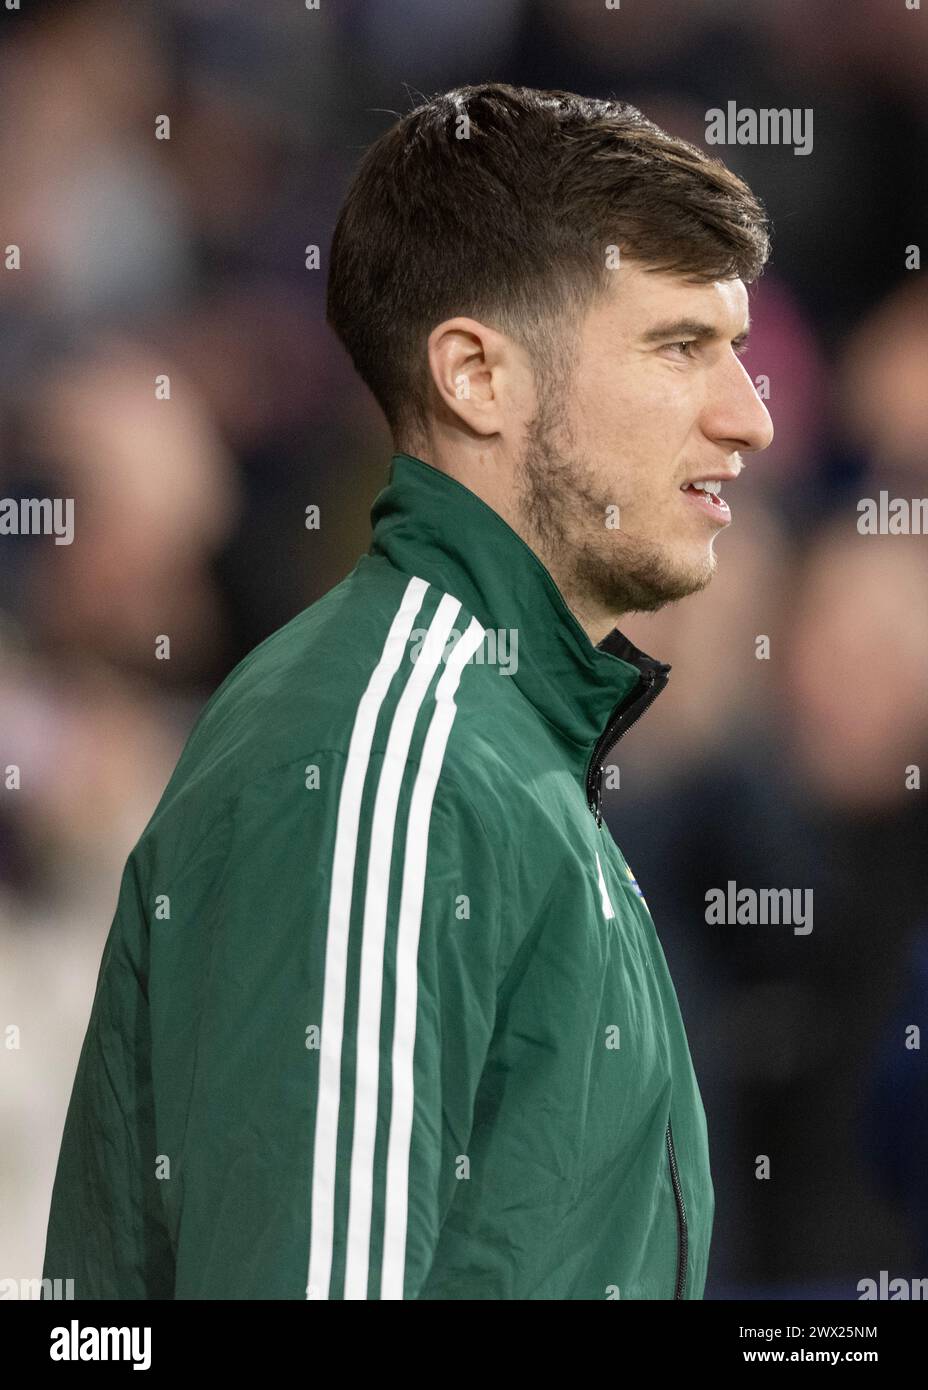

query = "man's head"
[327,83,775,638]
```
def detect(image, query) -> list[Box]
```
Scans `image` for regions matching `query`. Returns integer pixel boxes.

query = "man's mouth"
[680,480,732,525]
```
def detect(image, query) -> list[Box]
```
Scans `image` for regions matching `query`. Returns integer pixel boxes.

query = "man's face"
[517,259,774,624]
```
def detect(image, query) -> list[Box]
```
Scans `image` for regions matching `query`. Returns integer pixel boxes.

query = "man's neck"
[397,440,619,649]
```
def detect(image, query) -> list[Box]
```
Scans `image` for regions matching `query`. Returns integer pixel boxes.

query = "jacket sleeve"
[44,747,506,1300]
[41,851,176,1300]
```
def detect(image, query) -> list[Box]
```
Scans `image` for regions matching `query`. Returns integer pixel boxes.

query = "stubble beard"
[515,371,717,621]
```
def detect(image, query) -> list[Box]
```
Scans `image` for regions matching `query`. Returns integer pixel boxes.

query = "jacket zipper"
[588,649,681,1291]
[666,1118,688,1299]
[585,667,664,827]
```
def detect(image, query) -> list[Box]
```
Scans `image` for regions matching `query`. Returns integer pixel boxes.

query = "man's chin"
[599,547,718,615]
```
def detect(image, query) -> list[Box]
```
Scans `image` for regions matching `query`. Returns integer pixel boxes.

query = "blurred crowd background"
[1,0,927,1299]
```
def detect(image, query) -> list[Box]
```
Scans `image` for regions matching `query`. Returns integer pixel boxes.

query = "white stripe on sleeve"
[379,615,486,1300]
[342,592,464,1299]
[306,576,429,1301]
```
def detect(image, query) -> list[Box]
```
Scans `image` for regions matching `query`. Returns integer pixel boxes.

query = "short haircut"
[326,82,770,445]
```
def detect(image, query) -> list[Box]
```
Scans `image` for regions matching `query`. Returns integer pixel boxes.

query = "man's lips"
[680,483,732,525]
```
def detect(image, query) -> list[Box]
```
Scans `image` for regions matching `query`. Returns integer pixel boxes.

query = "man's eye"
[667,341,696,357]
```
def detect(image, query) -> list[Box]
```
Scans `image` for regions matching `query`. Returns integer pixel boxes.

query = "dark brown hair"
[326,82,770,446]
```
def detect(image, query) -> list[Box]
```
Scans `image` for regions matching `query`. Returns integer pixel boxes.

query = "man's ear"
[426,317,510,437]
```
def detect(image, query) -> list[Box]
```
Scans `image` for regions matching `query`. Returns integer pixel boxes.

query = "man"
[43,83,773,1300]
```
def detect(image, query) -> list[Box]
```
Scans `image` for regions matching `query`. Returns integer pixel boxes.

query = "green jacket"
[43,451,714,1300]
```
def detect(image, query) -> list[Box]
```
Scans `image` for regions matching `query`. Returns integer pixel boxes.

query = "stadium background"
[1,0,927,1298]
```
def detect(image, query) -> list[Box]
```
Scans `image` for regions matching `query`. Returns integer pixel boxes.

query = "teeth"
[689,480,722,495]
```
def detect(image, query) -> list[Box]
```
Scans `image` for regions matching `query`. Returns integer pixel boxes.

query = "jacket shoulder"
[137,557,523,853]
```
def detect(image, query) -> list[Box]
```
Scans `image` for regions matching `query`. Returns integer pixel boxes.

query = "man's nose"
[706,359,775,456]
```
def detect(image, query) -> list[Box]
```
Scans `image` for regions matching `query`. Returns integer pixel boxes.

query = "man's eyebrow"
[640,317,751,347]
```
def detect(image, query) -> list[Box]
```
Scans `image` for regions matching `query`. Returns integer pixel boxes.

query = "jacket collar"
[367,451,671,766]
